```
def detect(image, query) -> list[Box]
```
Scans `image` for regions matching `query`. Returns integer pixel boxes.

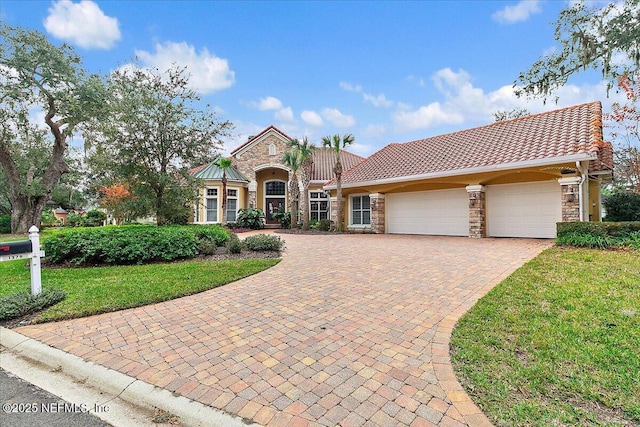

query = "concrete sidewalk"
[4,234,551,426]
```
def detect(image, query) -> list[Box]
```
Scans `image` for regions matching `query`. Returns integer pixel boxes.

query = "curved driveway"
[16,233,550,427]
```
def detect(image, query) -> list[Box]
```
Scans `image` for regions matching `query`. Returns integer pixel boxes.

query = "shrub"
[198,241,219,255]
[43,226,200,265]
[83,210,107,227]
[66,212,83,227]
[603,191,640,221]
[0,288,66,321]
[317,219,331,232]
[236,208,265,230]
[272,209,291,229]
[226,233,243,254]
[244,234,285,251]
[190,224,230,247]
[0,215,10,234]
[556,221,640,249]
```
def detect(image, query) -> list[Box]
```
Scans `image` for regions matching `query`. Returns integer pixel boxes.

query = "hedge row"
[43,224,230,265]
[556,221,640,249]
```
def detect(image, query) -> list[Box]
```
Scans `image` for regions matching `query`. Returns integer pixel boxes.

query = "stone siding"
[466,186,486,238]
[370,193,386,234]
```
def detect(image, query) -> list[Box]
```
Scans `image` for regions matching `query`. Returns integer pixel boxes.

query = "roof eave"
[323,153,597,190]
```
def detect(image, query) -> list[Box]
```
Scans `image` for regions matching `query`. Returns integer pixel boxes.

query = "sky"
[0,0,628,156]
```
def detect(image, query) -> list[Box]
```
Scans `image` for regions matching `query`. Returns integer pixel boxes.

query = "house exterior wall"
[192,180,247,224]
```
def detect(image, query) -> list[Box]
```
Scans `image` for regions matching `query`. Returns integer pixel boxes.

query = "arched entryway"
[254,166,289,225]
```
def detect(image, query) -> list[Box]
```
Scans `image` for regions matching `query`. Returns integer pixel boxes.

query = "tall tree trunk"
[334,156,344,231]
[10,196,48,234]
[301,161,312,230]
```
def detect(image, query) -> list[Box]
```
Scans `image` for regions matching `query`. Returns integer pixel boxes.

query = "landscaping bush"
[66,212,83,227]
[273,209,291,229]
[190,224,230,247]
[243,234,285,251]
[226,233,243,254]
[83,210,107,227]
[557,221,640,249]
[0,288,66,321]
[317,219,331,231]
[603,191,640,222]
[0,215,10,234]
[43,226,200,265]
[236,208,265,230]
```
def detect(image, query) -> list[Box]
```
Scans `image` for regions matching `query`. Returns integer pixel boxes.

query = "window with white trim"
[309,191,329,221]
[351,195,371,226]
[206,188,218,222]
[268,143,277,156]
[227,189,238,222]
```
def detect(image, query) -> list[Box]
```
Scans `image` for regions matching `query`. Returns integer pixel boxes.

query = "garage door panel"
[487,181,561,238]
[387,189,468,236]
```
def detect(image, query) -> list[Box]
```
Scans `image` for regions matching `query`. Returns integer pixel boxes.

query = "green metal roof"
[193,163,249,182]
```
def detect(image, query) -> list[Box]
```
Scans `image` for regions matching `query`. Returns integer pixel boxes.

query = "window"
[309,191,329,221]
[227,189,238,222]
[351,195,370,226]
[206,188,217,222]
[268,143,277,156]
[266,181,286,196]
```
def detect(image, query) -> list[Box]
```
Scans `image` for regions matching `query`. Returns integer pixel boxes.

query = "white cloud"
[44,0,121,49]
[339,82,362,93]
[275,107,294,122]
[394,102,464,131]
[135,41,235,94]
[249,96,283,111]
[301,110,324,127]
[394,66,629,132]
[407,75,426,88]
[321,108,356,128]
[492,0,541,24]
[363,93,393,108]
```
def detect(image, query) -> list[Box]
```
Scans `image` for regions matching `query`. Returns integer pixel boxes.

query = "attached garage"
[487,181,561,238]
[387,188,468,236]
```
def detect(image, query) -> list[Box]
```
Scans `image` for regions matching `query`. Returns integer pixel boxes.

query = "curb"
[0,327,259,427]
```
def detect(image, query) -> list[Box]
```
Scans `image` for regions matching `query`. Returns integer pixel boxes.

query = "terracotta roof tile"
[339,102,611,185]
[310,147,366,182]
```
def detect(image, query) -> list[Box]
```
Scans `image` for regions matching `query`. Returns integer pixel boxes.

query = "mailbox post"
[29,226,43,296]
[0,226,45,296]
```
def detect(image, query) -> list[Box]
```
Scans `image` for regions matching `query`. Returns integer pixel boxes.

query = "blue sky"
[1,0,625,156]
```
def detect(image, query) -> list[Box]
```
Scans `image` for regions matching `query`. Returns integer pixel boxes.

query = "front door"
[265,198,285,224]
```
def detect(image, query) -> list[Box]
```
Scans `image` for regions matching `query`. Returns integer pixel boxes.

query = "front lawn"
[450,247,639,426]
[0,257,279,323]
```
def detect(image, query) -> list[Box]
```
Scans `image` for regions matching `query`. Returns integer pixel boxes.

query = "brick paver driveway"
[16,233,550,426]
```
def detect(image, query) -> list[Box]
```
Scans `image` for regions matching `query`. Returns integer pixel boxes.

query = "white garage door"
[487,181,561,238]
[387,188,469,236]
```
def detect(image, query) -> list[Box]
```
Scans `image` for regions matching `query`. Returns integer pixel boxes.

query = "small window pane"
[363,210,371,225]
[206,198,217,222]
[227,189,237,197]
[207,188,217,196]
[227,199,237,222]
[353,211,361,224]
[353,197,361,210]
[362,197,370,210]
[266,181,286,196]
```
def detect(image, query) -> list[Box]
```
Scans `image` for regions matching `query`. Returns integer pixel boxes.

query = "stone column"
[466,185,486,238]
[248,180,257,209]
[369,193,386,234]
[558,177,581,222]
[329,197,344,229]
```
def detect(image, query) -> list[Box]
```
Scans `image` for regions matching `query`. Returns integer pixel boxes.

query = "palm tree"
[321,134,354,231]
[288,137,316,230]
[282,150,301,226]
[214,157,233,225]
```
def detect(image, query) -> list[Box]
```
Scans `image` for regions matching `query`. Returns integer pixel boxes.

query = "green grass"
[450,247,640,426]
[0,257,279,322]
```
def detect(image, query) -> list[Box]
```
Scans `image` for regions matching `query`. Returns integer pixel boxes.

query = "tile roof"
[189,162,249,182]
[338,102,613,186]
[310,147,366,182]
